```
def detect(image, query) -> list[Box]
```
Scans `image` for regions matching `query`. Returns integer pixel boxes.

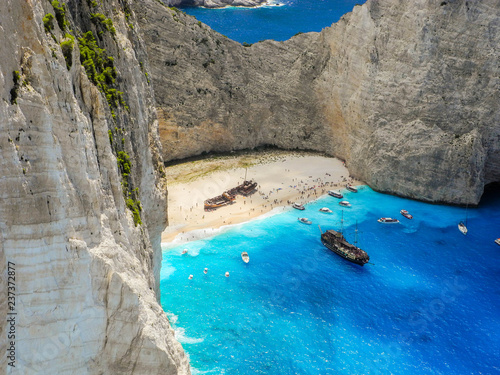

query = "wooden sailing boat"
[235,167,258,196]
[319,211,370,266]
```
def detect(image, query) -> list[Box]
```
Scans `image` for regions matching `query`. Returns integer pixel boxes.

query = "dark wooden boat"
[204,191,236,210]
[321,230,369,266]
[320,220,369,266]
[236,180,258,196]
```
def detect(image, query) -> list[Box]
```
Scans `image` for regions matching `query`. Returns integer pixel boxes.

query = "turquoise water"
[179,0,366,44]
[161,186,500,374]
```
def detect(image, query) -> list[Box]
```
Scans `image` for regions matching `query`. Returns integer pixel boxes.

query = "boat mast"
[465,203,468,226]
[244,167,248,182]
[354,220,358,247]
[340,210,344,235]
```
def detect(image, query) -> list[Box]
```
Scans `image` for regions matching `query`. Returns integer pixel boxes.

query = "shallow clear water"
[161,186,500,374]
[179,0,366,44]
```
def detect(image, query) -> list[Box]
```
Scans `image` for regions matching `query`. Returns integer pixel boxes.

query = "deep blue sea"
[178,0,366,44]
[161,186,500,374]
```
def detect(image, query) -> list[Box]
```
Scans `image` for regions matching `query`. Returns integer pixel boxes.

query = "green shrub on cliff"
[91,13,116,35]
[117,151,131,177]
[10,71,20,105]
[43,13,55,33]
[78,30,123,116]
[117,151,143,226]
[51,0,68,30]
[126,198,142,226]
[60,33,74,69]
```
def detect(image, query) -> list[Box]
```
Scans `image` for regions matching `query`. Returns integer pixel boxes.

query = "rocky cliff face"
[138,0,500,205]
[0,0,189,373]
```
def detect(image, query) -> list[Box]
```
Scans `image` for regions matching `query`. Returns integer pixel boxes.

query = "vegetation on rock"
[117,151,142,226]
[10,71,20,105]
[90,13,116,35]
[60,33,74,69]
[78,31,125,117]
[51,0,68,30]
[43,13,55,32]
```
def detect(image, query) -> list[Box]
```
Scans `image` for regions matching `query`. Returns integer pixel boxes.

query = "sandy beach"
[161,151,361,244]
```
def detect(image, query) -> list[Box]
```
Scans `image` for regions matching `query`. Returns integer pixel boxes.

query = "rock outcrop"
[0,0,189,374]
[163,0,267,9]
[137,0,500,205]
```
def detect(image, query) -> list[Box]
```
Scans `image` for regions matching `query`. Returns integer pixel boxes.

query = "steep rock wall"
[0,0,189,373]
[139,0,500,205]
[317,0,500,204]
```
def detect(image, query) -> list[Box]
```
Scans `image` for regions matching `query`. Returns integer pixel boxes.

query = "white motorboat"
[458,222,468,235]
[292,202,305,210]
[328,190,343,199]
[378,217,399,223]
[339,201,351,207]
[241,251,249,263]
[298,217,312,225]
[346,184,358,193]
[319,207,332,213]
[400,209,413,219]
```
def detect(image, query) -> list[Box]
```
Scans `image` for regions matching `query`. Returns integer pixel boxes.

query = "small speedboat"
[458,222,468,235]
[298,217,312,225]
[328,190,343,199]
[204,268,208,274]
[292,202,305,210]
[346,184,358,193]
[400,209,413,219]
[182,249,188,254]
[241,252,249,263]
[319,207,332,213]
[339,200,351,207]
[378,217,399,223]
[495,238,500,246]
[225,272,230,277]
[188,275,193,280]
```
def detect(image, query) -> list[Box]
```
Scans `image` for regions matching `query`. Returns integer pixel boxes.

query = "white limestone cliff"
[0,0,189,373]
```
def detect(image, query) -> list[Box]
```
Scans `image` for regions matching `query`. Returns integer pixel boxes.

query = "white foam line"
[162,206,290,248]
